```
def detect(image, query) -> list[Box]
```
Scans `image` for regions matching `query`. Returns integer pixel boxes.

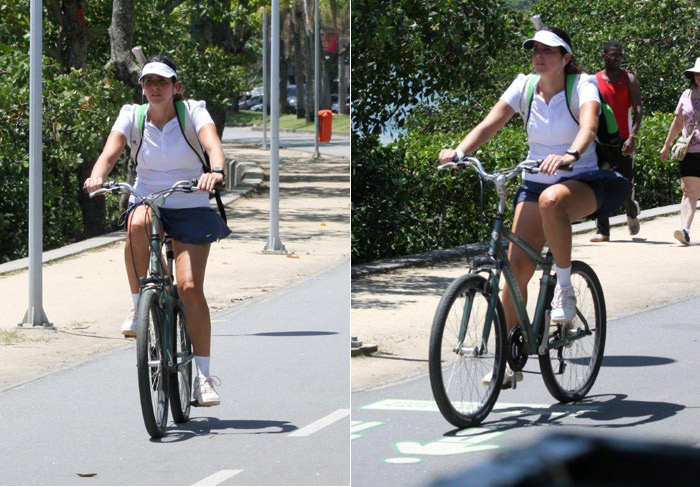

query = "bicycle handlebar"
[86,178,223,199]
[437,155,572,182]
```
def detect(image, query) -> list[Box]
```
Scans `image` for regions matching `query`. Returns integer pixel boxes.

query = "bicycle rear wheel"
[429,273,507,428]
[169,297,193,423]
[539,261,606,403]
[137,288,169,438]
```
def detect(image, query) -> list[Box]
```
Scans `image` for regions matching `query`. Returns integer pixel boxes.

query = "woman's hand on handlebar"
[196,171,224,193]
[438,149,459,164]
[83,176,104,194]
[539,153,575,175]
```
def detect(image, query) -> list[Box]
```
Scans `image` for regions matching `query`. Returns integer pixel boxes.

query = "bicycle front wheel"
[137,288,169,438]
[429,273,507,428]
[539,261,606,403]
[169,297,193,423]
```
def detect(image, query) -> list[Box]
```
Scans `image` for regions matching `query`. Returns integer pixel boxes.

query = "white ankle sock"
[555,265,572,289]
[195,356,210,378]
[131,293,140,307]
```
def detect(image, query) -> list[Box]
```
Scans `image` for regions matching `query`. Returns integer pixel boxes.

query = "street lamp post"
[20,0,52,328]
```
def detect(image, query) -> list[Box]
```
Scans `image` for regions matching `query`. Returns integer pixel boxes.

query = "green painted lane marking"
[387,427,503,460]
[351,420,386,440]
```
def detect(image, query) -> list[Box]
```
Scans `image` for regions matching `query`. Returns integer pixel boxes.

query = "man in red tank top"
[590,41,644,242]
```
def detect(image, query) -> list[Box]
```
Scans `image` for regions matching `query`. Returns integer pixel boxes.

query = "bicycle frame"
[449,159,592,358]
[139,208,195,376]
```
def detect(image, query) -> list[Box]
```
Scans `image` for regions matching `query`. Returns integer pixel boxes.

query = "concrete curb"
[0,155,264,277]
[248,125,350,137]
[351,203,682,279]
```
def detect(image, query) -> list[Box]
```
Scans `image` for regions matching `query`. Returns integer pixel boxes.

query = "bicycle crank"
[507,326,528,371]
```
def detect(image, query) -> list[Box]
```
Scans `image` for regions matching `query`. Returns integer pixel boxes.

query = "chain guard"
[507,325,528,371]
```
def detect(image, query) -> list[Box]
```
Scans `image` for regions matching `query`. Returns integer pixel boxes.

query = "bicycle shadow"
[155,417,297,442]
[441,393,684,438]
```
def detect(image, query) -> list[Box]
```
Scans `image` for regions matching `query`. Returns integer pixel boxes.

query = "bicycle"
[428,156,606,428]
[89,179,201,438]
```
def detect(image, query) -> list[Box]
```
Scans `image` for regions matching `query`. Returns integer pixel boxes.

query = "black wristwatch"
[565,149,580,161]
[211,167,225,177]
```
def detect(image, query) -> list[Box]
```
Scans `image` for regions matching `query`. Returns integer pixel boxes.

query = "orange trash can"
[318,109,333,142]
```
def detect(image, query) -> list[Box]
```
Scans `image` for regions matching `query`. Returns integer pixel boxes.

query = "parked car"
[238,95,263,110]
[331,95,350,114]
[250,104,264,111]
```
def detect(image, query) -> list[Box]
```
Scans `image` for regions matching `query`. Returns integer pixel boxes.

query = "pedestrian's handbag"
[671,91,700,161]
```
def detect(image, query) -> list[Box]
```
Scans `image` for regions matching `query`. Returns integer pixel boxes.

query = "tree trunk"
[303,34,314,123]
[62,0,87,70]
[107,0,140,87]
[293,25,306,118]
[76,160,107,237]
[337,37,347,115]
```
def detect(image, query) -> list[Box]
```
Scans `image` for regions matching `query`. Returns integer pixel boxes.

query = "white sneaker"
[481,366,523,389]
[551,285,577,323]
[194,376,221,407]
[120,306,137,338]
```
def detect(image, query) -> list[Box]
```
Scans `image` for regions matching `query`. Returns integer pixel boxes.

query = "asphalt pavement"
[352,291,700,487]
[0,261,350,485]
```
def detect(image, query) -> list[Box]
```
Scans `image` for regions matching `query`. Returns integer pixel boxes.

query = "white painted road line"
[288,409,351,437]
[192,469,243,486]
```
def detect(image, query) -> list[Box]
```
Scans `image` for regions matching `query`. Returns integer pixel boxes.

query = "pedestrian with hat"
[660,57,700,245]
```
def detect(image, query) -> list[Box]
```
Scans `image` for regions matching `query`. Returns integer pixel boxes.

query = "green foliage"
[0,50,131,262]
[533,0,700,112]
[353,0,700,264]
[351,0,524,135]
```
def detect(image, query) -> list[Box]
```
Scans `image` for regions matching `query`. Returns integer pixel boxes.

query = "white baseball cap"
[138,62,177,82]
[522,29,572,54]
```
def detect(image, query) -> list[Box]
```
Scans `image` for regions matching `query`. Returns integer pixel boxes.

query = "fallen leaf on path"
[321,223,327,227]
[287,254,300,259]
[261,289,269,293]
[77,473,97,477]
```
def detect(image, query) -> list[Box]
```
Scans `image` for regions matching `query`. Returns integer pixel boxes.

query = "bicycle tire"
[169,297,192,423]
[429,273,507,428]
[539,261,606,403]
[137,288,169,438]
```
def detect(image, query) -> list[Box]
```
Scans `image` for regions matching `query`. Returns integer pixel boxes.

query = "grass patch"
[0,330,21,346]
[226,110,350,133]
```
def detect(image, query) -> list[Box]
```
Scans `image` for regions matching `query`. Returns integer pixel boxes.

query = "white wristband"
[455,149,465,160]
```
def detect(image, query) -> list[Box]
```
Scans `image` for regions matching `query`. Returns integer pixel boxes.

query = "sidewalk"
[0,144,349,391]
[351,206,698,391]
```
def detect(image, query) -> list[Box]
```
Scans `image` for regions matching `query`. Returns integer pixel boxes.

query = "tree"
[352,0,524,136]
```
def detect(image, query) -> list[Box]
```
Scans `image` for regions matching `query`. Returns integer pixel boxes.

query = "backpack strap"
[174,100,228,222]
[520,74,539,131]
[564,73,580,123]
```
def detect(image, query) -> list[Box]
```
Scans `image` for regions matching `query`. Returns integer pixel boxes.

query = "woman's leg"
[173,240,212,358]
[538,181,597,269]
[680,176,700,230]
[124,206,153,294]
[502,201,546,331]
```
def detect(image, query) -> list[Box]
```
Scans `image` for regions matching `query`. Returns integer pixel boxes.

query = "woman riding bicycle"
[438,27,628,387]
[84,56,230,406]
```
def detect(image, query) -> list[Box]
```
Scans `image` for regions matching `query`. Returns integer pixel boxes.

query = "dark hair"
[145,55,184,101]
[603,40,623,53]
[689,77,698,89]
[541,26,583,74]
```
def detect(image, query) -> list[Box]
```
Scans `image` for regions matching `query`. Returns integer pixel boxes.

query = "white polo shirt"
[500,73,601,184]
[112,100,215,209]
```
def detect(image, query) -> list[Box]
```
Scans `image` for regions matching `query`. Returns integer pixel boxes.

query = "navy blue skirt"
[124,205,231,245]
[513,170,630,220]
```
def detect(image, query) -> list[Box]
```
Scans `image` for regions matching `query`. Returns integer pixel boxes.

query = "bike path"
[0,261,350,486]
[351,294,700,486]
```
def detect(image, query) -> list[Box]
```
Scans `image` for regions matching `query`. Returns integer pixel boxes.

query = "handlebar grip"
[189,178,225,190]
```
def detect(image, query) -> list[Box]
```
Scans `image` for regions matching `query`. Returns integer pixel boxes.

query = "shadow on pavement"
[158,417,297,442]
[601,355,676,367]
